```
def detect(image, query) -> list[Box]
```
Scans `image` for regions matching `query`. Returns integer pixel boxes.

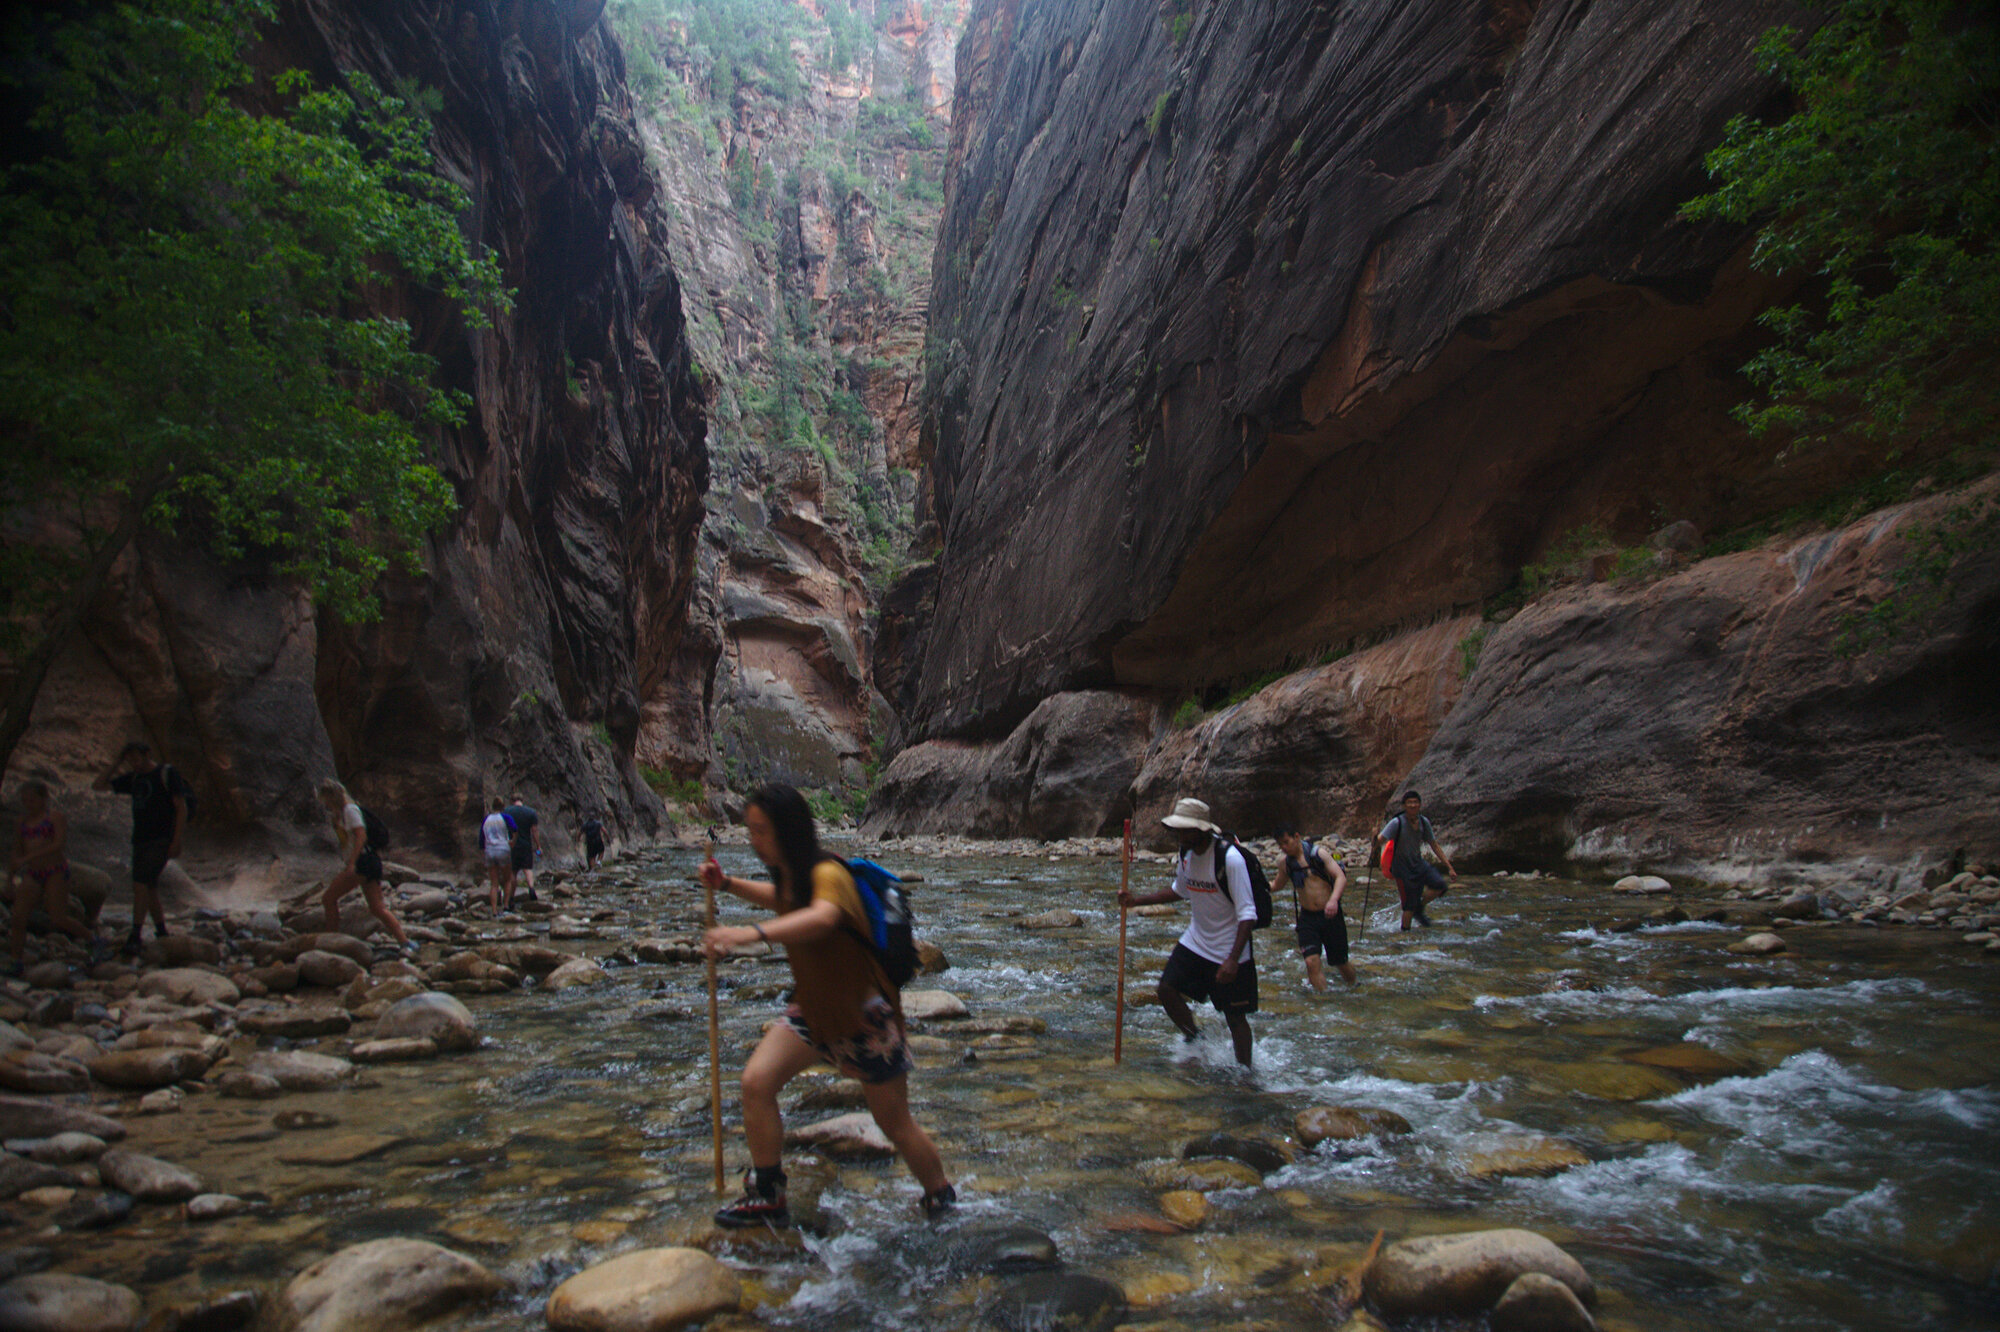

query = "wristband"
[753,923,768,943]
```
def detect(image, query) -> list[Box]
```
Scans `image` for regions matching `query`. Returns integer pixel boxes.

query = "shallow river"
[83,842,2000,1329]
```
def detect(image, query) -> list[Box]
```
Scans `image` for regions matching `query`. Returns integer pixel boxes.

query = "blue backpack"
[846,858,920,988]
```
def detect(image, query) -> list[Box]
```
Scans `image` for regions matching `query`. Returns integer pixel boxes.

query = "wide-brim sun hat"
[1160,797,1220,833]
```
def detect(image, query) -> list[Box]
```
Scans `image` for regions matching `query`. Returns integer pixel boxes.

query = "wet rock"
[1367,1228,1594,1318]
[428,953,521,987]
[1538,1061,1683,1101]
[184,1193,255,1222]
[471,943,571,976]
[0,1271,142,1332]
[9,1132,106,1164]
[296,951,365,989]
[216,1071,284,1100]
[1728,932,1787,955]
[23,994,74,1027]
[1139,1159,1261,1192]
[350,1038,438,1065]
[632,938,700,965]
[22,962,70,990]
[267,1237,505,1331]
[0,1248,52,1282]
[273,1110,339,1131]
[954,1224,1061,1273]
[344,976,426,1013]
[1019,909,1083,930]
[0,1154,81,1199]
[137,1087,183,1115]
[916,940,950,974]
[243,1050,354,1091]
[988,1271,1128,1332]
[88,1047,211,1089]
[276,1133,403,1167]
[401,891,451,917]
[1623,1043,1754,1079]
[545,1246,739,1331]
[1455,1133,1590,1180]
[97,1148,203,1202]
[791,1077,866,1112]
[1180,1132,1292,1174]
[247,964,300,993]
[17,1186,74,1207]
[285,934,375,968]
[901,990,969,1022]
[142,936,221,968]
[1158,1190,1207,1229]
[543,957,608,990]
[1612,875,1672,895]
[51,1191,133,1230]
[136,968,240,1007]
[1492,1270,1599,1331]
[146,1288,260,1331]
[0,1023,29,1053]
[0,1051,91,1095]
[1295,1105,1412,1147]
[238,1008,353,1040]
[115,1022,223,1059]
[0,1095,125,1142]
[785,1112,893,1160]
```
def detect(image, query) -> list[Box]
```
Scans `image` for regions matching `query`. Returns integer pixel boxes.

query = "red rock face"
[11,0,711,858]
[904,0,1845,742]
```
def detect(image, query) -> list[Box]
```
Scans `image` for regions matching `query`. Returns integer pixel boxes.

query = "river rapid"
[74,839,2000,1330]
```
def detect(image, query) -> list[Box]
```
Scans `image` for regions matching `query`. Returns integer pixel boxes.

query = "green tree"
[0,0,509,780]
[1683,0,1998,645]
[1683,0,1997,451]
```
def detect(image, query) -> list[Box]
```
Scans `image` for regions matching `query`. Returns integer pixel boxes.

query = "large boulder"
[136,968,240,1007]
[373,993,479,1052]
[545,1247,740,1331]
[266,1238,505,1332]
[1366,1229,1594,1319]
[243,1050,354,1091]
[0,1272,142,1332]
[542,957,608,990]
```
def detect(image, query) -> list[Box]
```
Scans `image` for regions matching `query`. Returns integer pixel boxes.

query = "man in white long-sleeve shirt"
[1119,797,1259,1066]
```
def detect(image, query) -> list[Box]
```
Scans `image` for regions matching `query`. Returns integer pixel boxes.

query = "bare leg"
[8,877,40,963]
[323,871,356,933]
[1223,1010,1254,1067]
[739,1021,824,1170]
[1157,980,1199,1039]
[1336,961,1358,985]
[133,880,166,937]
[361,880,409,947]
[1303,953,1329,994]
[42,873,92,943]
[861,1074,949,1194]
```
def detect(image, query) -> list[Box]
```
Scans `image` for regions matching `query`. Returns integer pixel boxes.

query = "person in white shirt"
[1118,797,1259,1066]
[315,779,414,955]
[479,797,515,915]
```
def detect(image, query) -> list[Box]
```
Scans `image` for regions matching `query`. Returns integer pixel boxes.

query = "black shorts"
[1295,909,1349,964]
[356,847,384,883]
[584,833,604,858]
[1396,862,1448,911]
[511,844,534,871]
[131,839,173,887]
[1161,942,1258,1014]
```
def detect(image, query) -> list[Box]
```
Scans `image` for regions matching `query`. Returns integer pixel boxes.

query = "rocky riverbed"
[0,835,1995,1331]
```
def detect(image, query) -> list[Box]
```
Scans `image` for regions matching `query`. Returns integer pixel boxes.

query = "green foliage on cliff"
[1684,0,1998,453]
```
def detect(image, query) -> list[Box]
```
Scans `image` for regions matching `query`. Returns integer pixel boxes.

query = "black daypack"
[360,805,391,851]
[846,857,920,988]
[1212,833,1274,929]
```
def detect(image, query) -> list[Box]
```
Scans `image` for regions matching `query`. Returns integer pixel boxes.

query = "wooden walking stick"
[1115,818,1131,1063]
[704,837,725,1196]
[1357,854,1376,941]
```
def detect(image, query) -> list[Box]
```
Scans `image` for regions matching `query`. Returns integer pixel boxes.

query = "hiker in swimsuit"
[8,781,98,972]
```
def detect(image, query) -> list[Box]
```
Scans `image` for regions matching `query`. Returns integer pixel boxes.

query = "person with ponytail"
[699,783,955,1228]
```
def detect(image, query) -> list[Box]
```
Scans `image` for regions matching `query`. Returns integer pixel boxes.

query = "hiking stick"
[1357,855,1375,941]
[704,837,724,1196]
[1115,818,1131,1064]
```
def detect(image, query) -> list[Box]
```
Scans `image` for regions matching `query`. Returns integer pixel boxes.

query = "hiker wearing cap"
[699,782,955,1228]
[1276,824,1355,991]
[1372,790,1458,930]
[1118,797,1259,1067]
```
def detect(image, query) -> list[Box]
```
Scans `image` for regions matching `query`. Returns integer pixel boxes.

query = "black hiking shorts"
[1295,909,1349,964]
[1162,942,1258,1014]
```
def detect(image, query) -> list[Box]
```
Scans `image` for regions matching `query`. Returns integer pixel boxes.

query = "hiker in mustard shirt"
[700,782,955,1228]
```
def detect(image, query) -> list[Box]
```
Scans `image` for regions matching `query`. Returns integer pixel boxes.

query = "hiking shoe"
[920,1185,958,1220]
[714,1183,788,1230]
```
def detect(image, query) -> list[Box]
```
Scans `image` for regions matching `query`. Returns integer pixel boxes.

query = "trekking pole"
[704,837,725,1197]
[1114,819,1131,1064]
[1357,850,1375,941]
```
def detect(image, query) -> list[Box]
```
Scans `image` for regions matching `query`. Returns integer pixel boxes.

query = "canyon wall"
[903,0,1833,741]
[8,0,710,861]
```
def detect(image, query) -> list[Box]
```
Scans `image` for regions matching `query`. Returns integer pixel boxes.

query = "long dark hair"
[750,783,832,910]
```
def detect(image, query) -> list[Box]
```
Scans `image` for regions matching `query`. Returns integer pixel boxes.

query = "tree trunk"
[0,489,154,784]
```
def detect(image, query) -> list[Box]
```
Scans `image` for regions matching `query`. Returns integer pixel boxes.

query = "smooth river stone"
[373,992,479,1051]
[238,1009,353,1040]
[0,1155,82,1200]
[1455,1132,1591,1180]
[546,1247,740,1331]
[217,1071,285,1099]
[1139,1159,1262,1192]
[1728,932,1787,955]
[269,1238,504,1331]
[954,1224,1061,1273]
[9,1132,106,1164]
[1623,1042,1755,1079]
[1613,875,1673,895]
[351,1038,439,1065]
[1018,909,1083,930]
[0,1272,143,1332]
[542,957,609,990]
[1296,1105,1412,1147]
[1366,1228,1595,1318]
[989,1272,1128,1332]
[244,1050,354,1091]
[135,968,240,1007]
[97,1148,203,1202]
[0,1052,90,1095]
[1492,1270,1599,1332]
[296,951,365,989]
[1181,1132,1292,1173]
[899,990,968,1022]
[89,1047,212,1089]
[785,1112,893,1161]
[1158,1190,1208,1229]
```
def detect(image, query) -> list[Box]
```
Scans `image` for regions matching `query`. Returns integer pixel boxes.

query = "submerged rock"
[953,1224,1062,1273]
[1366,1228,1594,1318]
[1296,1105,1413,1147]
[1492,1270,1599,1331]
[988,1272,1127,1332]
[1728,932,1787,955]
[96,1148,203,1203]
[1180,1132,1292,1174]
[1454,1133,1590,1180]
[244,1050,353,1091]
[545,1247,740,1331]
